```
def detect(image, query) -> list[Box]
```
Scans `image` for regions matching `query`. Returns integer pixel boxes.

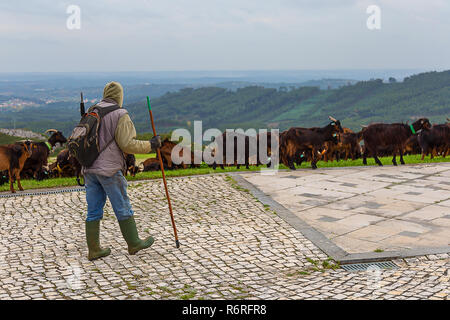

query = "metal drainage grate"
[341,261,398,272]
[0,187,86,198]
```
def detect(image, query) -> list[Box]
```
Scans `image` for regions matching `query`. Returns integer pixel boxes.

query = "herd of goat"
[0,116,449,193]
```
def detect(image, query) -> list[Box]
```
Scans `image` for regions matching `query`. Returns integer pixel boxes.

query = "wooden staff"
[146,96,180,248]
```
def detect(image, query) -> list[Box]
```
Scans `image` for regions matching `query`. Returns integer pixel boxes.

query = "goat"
[361,118,431,166]
[0,141,33,193]
[279,116,343,169]
[21,129,67,181]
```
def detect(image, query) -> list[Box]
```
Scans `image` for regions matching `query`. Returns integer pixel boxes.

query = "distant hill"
[0,132,26,145]
[127,70,450,132]
[0,70,448,135]
[0,129,46,145]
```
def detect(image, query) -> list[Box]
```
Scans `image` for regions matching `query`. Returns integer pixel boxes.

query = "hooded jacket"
[82,81,151,177]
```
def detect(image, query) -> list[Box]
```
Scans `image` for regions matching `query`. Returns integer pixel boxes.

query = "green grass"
[287,257,340,276]
[0,132,28,145]
[1,154,448,193]
[297,154,450,168]
[48,153,156,163]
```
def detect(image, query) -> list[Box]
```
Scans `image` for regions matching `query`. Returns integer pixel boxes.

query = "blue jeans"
[85,171,134,222]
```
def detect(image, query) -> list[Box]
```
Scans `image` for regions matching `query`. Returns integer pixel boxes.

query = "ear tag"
[300,154,304,158]
[333,133,337,137]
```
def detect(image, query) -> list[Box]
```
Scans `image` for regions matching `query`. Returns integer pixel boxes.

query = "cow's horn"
[45,129,58,134]
[329,116,338,122]
[360,125,368,128]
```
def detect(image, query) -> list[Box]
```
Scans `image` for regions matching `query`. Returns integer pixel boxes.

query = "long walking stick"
[147,96,180,248]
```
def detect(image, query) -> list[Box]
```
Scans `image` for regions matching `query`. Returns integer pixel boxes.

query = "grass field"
[0,133,26,145]
[1,154,448,193]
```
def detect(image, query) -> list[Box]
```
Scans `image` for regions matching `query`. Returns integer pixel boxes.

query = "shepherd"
[81,81,161,261]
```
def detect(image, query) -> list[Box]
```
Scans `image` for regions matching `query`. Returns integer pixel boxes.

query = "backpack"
[67,104,120,167]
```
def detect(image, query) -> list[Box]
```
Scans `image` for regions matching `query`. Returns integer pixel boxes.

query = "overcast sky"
[1,0,449,72]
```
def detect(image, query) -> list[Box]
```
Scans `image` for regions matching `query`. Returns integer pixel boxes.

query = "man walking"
[82,81,161,261]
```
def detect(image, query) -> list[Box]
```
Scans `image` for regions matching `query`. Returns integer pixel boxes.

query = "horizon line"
[0,68,431,75]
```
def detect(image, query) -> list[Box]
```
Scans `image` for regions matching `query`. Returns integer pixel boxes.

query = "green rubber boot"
[85,220,111,261]
[118,216,154,255]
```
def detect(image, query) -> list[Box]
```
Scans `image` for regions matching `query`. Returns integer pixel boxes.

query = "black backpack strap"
[89,105,120,117]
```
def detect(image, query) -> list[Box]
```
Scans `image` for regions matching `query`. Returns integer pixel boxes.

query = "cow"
[418,124,450,159]
[21,129,67,181]
[279,116,343,169]
[0,141,33,193]
[361,118,431,166]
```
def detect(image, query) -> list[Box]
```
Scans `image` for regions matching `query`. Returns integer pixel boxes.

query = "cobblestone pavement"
[0,175,448,300]
[241,163,450,254]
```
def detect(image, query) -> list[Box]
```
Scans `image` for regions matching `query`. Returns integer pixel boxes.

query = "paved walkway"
[240,163,450,256]
[0,174,448,299]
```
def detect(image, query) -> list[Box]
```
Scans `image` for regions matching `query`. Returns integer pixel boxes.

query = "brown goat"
[418,124,450,159]
[362,118,431,166]
[21,129,67,180]
[158,139,196,169]
[280,118,343,169]
[124,153,139,176]
[52,149,83,186]
[0,141,33,193]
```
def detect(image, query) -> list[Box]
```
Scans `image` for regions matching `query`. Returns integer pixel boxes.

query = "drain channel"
[0,187,85,198]
[341,261,398,272]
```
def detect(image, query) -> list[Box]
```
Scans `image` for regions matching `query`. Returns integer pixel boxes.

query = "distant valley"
[0,69,447,136]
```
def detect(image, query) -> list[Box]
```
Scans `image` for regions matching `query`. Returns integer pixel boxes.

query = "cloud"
[0,1,449,71]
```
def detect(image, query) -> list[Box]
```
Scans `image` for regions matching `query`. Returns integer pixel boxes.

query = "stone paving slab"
[239,163,450,256]
[0,174,448,300]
